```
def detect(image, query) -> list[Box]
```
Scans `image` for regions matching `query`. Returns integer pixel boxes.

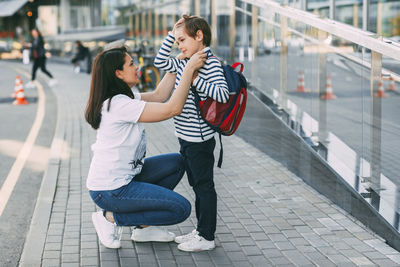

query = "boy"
[154,15,229,252]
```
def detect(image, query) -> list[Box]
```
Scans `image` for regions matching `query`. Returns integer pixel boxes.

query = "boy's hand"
[172,18,185,36]
[186,51,206,71]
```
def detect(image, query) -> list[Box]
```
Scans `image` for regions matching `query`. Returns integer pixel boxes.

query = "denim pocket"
[110,184,128,199]
[90,189,123,212]
[90,191,107,209]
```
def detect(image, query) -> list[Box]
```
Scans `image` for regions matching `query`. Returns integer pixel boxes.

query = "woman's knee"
[174,195,191,223]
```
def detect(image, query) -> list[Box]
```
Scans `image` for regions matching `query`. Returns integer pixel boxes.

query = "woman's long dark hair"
[85,46,134,129]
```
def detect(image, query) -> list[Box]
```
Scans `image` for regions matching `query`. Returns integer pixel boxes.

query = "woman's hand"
[176,53,186,60]
[192,71,198,83]
[186,51,206,72]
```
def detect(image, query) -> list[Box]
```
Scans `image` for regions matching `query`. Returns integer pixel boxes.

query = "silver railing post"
[363,0,370,31]
[229,0,236,63]
[251,5,258,59]
[370,46,383,210]
[329,0,336,20]
[211,0,217,51]
[318,29,329,143]
[280,14,288,110]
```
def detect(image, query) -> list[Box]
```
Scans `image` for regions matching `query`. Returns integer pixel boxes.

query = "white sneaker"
[74,66,80,73]
[91,211,122,249]
[48,79,58,86]
[175,229,198,244]
[26,81,36,89]
[131,226,175,242]
[177,234,215,252]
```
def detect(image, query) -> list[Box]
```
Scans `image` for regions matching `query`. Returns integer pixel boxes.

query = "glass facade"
[232,0,400,244]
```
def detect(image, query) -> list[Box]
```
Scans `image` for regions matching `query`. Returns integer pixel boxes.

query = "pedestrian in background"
[26,28,57,88]
[85,45,206,249]
[71,40,92,74]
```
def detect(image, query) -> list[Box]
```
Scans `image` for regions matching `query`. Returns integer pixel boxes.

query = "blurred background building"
[0,0,400,59]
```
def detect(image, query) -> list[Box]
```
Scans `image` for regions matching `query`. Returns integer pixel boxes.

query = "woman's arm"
[141,53,186,103]
[138,51,206,122]
[140,72,177,103]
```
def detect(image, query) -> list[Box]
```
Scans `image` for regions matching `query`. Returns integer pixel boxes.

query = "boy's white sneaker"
[177,234,215,252]
[131,226,175,242]
[91,211,122,249]
[174,229,198,244]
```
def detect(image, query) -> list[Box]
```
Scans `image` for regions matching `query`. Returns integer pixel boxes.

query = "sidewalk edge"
[18,82,65,267]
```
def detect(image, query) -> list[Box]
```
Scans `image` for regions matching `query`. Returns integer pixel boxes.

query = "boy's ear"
[195,30,203,42]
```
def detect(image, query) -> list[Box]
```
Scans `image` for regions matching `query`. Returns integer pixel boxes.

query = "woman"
[26,28,57,88]
[85,45,206,249]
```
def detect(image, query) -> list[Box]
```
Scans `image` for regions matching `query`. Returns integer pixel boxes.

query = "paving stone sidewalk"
[18,63,400,266]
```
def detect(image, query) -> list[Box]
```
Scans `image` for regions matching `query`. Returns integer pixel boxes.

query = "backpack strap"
[190,86,204,140]
[217,132,223,168]
[232,62,244,73]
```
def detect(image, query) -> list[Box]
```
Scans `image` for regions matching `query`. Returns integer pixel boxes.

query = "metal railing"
[234,0,400,250]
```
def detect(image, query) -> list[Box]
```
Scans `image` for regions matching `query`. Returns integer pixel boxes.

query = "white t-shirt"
[87,93,146,191]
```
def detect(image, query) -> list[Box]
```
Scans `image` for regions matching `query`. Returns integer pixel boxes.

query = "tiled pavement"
[16,62,400,266]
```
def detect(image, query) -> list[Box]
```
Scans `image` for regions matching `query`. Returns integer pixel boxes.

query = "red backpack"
[191,61,247,167]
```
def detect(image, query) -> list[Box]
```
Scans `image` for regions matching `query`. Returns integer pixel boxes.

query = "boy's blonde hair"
[178,15,211,47]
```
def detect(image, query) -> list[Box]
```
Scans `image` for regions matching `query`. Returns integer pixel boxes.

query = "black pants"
[32,57,53,81]
[179,137,216,241]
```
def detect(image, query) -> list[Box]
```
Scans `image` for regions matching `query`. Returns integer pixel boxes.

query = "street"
[0,61,57,267]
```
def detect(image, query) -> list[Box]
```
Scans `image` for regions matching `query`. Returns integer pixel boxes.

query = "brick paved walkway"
[17,63,400,266]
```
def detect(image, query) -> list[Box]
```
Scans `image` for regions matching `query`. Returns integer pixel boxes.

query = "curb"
[18,80,64,267]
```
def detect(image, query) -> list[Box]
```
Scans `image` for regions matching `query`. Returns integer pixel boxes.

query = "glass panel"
[238,1,400,233]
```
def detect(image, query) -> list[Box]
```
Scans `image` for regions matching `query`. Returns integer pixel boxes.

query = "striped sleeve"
[154,33,181,74]
[192,58,229,103]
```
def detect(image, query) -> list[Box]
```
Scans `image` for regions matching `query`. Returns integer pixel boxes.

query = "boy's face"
[175,26,204,58]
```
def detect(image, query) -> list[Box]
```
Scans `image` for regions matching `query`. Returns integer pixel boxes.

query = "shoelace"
[185,230,198,238]
[186,234,202,245]
[114,225,123,241]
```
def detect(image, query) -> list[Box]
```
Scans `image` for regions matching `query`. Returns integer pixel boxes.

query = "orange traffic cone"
[386,74,396,91]
[13,86,29,105]
[375,77,387,98]
[296,71,310,92]
[321,75,336,100]
[12,75,23,98]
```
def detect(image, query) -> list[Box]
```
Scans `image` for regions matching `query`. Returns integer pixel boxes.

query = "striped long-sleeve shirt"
[154,33,229,142]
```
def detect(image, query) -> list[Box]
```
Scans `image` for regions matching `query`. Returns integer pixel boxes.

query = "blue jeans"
[89,153,191,226]
[179,137,216,241]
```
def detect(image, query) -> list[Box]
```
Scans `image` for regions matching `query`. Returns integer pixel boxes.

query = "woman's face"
[116,53,139,88]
